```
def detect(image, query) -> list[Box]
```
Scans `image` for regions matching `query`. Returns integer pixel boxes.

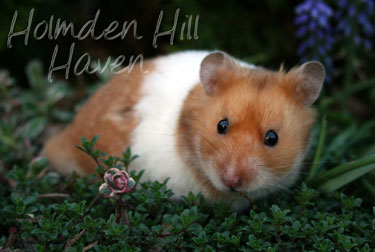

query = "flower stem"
[308,155,375,186]
[114,198,130,225]
[114,200,121,224]
[342,15,357,109]
[121,206,130,225]
[306,116,327,182]
[343,39,355,90]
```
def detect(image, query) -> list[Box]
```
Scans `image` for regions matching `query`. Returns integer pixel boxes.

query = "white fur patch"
[130,51,211,198]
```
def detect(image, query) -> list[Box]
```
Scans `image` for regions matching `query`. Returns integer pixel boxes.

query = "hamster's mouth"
[202,160,278,198]
[214,177,277,200]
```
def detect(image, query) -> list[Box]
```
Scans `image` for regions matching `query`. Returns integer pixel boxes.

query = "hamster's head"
[185,52,325,199]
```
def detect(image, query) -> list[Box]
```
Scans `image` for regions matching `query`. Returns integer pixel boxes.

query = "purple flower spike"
[335,0,375,50]
[294,0,334,81]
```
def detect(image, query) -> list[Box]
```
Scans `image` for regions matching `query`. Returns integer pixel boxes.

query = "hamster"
[41,51,325,211]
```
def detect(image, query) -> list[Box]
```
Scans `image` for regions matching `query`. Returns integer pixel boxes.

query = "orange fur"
[41,61,154,175]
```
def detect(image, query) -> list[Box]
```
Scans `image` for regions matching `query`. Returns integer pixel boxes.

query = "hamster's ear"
[293,61,325,106]
[200,51,238,95]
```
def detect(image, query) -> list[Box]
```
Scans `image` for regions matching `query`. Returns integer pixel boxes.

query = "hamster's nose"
[221,175,243,189]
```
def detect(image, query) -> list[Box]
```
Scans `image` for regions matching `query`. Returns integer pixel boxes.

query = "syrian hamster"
[42,51,325,211]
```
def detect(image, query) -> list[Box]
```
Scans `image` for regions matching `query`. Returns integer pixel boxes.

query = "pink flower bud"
[99,168,136,198]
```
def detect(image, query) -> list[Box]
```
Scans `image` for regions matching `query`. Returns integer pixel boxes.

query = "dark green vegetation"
[1,0,374,251]
[0,134,374,251]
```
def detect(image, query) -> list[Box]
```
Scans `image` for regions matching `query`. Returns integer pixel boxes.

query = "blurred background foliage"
[0,0,374,209]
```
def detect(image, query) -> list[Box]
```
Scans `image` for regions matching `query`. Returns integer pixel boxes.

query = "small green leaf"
[91,135,99,146]
[99,184,113,198]
[51,109,73,122]
[75,145,85,152]
[46,82,72,105]
[24,193,38,206]
[23,116,47,139]
[26,60,45,91]
[30,157,49,176]
[127,178,136,191]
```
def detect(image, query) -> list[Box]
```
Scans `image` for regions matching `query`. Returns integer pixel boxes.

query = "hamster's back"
[42,51,210,177]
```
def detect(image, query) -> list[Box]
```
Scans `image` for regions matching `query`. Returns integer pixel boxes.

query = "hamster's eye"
[264,130,278,147]
[217,119,229,135]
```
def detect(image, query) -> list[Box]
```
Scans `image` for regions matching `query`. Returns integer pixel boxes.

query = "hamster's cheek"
[258,137,306,190]
[239,165,274,193]
[200,157,229,192]
[277,149,306,187]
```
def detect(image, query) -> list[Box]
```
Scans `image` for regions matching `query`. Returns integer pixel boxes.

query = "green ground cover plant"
[0,133,374,251]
